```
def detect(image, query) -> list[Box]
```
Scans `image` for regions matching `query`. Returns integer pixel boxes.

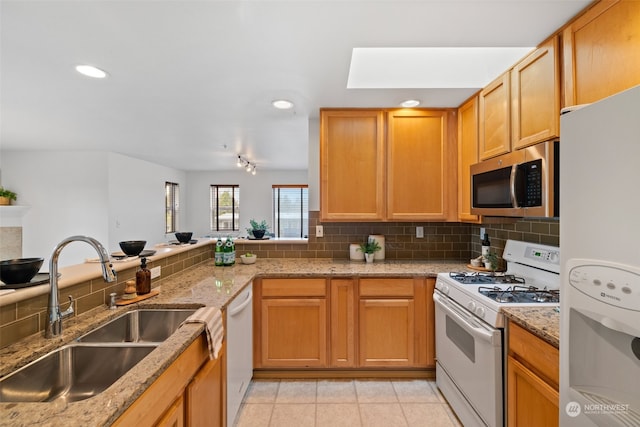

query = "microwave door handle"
[509,165,519,208]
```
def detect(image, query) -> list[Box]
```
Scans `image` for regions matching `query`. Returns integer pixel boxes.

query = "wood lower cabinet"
[114,334,224,427]
[255,276,435,372]
[330,279,356,367]
[563,0,640,106]
[255,278,328,368]
[507,322,559,427]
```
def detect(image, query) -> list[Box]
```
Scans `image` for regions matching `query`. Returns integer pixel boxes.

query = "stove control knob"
[440,284,450,294]
[467,301,476,311]
[475,307,485,318]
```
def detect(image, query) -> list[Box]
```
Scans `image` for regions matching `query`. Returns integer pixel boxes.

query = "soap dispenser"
[136,257,151,295]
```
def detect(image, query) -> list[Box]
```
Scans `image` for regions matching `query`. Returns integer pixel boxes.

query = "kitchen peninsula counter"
[0,257,466,426]
[502,306,560,348]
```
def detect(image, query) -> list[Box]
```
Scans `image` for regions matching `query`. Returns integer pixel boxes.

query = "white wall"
[106,152,187,250]
[1,151,110,267]
[0,150,187,267]
[186,169,308,238]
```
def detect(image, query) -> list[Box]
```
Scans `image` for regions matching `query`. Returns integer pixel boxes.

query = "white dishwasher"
[225,283,253,426]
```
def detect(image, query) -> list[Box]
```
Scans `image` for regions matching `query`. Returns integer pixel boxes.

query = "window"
[165,182,179,233]
[211,185,240,231]
[272,185,308,238]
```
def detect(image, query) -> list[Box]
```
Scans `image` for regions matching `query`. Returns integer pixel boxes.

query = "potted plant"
[0,186,17,206]
[484,251,500,272]
[358,239,382,263]
[247,219,270,239]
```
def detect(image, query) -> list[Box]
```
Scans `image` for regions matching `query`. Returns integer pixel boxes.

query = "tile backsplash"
[235,211,560,261]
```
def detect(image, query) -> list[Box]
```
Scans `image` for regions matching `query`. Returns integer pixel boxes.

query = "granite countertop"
[0,257,466,426]
[502,306,560,348]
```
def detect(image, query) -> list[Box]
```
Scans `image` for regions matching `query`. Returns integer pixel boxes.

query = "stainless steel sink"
[0,344,155,403]
[77,309,196,343]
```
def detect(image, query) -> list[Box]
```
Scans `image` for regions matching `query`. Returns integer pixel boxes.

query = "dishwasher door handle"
[229,288,253,316]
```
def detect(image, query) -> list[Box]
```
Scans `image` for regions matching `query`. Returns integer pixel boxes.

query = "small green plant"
[0,186,17,201]
[244,252,254,257]
[484,251,500,271]
[247,219,269,232]
[358,239,382,254]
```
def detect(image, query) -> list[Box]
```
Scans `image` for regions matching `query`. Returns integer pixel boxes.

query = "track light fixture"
[236,155,257,175]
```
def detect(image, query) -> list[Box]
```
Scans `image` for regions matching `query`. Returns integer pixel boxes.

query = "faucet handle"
[60,295,74,318]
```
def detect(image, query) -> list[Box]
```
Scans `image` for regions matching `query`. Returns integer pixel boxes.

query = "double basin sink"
[0,308,196,403]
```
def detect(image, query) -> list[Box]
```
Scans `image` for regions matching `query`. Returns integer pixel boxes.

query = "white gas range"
[433,239,560,427]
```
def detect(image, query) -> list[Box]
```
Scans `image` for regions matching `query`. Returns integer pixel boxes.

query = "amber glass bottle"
[136,257,151,295]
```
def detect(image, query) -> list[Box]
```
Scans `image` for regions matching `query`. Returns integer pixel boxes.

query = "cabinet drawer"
[261,278,327,297]
[359,278,414,297]
[508,322,559,388]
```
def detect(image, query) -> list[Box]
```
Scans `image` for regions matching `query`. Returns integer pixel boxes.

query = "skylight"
[347,47,535,89]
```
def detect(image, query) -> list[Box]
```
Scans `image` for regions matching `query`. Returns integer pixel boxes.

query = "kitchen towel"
[181,306,224,360]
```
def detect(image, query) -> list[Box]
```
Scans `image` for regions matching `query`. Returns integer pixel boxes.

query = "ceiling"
[0,0,591,171]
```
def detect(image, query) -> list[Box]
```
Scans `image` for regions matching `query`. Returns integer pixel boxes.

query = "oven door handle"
[434,292,499,345]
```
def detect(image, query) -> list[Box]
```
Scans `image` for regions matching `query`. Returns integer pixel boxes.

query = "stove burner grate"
[478,285,560,304]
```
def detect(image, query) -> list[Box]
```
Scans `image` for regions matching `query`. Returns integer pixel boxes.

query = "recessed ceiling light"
[401,99,421,108]
[75,65,108,79]
[272,99,294,110]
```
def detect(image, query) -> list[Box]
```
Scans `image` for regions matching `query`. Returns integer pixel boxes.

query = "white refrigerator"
[559,85,640,426]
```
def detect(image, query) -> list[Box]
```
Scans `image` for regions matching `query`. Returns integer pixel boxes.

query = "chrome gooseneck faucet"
[45,235,117,338]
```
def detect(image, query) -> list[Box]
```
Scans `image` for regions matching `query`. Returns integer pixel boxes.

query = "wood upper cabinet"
[320,110,385,221]
[320,108,456,222]
[511,36,560,150]
[255,278,328,368]
[457,96,480,222]
[386,109,455,221]
[507,322,559,427]
[563,0,640,107]
[479,71,511,160]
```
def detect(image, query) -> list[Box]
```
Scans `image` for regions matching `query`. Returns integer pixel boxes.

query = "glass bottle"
[215,238,224,266]
[481,233,491,257]
[136,257,151,294]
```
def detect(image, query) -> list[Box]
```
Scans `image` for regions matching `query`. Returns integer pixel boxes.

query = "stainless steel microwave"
[470,140,559,217]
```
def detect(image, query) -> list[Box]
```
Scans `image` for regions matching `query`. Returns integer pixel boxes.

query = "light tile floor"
[233,379,463,427]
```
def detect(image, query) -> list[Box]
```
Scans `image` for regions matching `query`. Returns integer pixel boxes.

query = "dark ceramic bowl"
[175,232,193,243]
[118,240,146,256]
[0,258,44,284]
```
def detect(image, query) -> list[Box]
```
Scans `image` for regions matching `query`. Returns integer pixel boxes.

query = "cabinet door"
[507,356,559,427]
[186,350,223,427]
[457,96,480,222]
[330,279,355,367]
[260,298,327,367]
[563,0,640,106]
[155,394,185,427]
[320,109,385,221]
[358,298,415,367]
[511,37,560,149]
[386,109,453,221]
[479,72,511,160]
